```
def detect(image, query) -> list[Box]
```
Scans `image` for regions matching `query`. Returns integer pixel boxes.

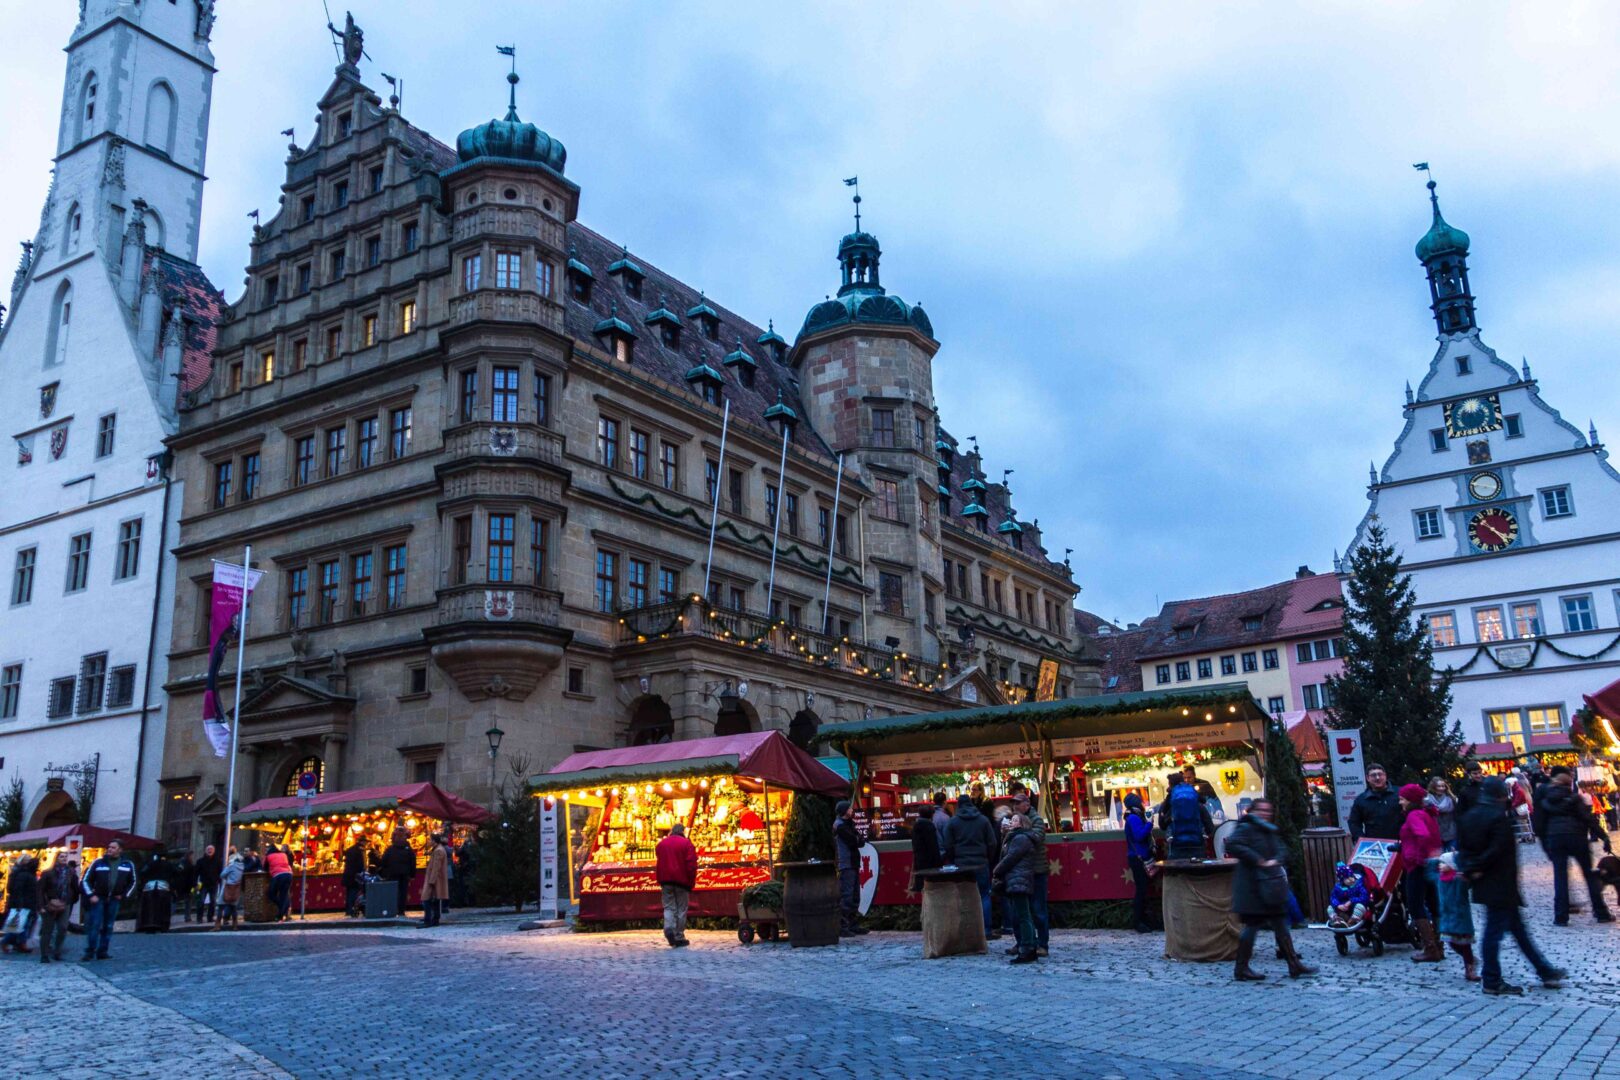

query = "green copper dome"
[455,74,566,174]
[1415,181,1468,261]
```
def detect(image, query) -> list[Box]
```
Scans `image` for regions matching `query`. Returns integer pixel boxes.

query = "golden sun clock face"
[1444,394,1503,438]
[1467,507,1519,552]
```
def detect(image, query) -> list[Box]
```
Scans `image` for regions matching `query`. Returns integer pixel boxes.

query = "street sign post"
[1327,727,1367,829]
[296,770,317,919]
[539,796,558,920]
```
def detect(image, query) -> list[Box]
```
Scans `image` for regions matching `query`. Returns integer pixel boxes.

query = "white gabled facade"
[0,0,217,837]
[1352,181,1620,754]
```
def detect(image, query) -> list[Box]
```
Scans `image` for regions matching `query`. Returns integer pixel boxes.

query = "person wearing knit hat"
[833,799,868,936]
[1457,775,1566,995]
[1398,783,1444,962]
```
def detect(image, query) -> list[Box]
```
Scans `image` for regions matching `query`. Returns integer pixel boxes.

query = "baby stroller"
[1326,842,1415,957]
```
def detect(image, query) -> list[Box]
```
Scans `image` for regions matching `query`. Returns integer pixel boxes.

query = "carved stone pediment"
[237,675,356,745]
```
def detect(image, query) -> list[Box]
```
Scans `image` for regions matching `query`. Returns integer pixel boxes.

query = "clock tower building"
[1350,181,1620,755]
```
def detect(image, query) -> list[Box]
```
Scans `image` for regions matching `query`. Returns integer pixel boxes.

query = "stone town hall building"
[155,33,1098,846]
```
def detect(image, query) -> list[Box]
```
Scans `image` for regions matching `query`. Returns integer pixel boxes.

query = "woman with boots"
[1227,799,1315,981]
[1399,784,1444,962]
[1433,851,1479,981]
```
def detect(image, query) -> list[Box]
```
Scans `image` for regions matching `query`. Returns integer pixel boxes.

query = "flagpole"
[820,454,844,634]
[763,421,791,618]
[701,398,731,601]
[221,545,251,859]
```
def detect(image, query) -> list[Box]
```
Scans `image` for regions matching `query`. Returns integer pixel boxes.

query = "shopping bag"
[1,908,25,935]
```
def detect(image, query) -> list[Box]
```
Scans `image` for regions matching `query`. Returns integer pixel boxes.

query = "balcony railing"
[442,420,564,467]
[436,582,563,627]
[617,597,946,690]
[448,289,564,334]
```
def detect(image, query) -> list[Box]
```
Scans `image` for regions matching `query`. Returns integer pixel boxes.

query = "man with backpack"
[1165,774,1214,860]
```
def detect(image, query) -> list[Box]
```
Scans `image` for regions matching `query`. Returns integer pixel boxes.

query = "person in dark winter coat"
[1124,792,1155,933]
[1347,765,1403,840]
[1454,762,1486,817]
[1,855,40,954]
[80,840,138,961]
[910,808,943,878]
[377,831,417,916]
[931,791,951,840]
[1226,800,1314,981]
[1537,767,1615,925]
[342,837,372,917]
[1457,776,1565,995]
[194,844,222,923]
[36,858,78,963]
[942,796,1000,937]
[833,800,868,935]
[1009,786,1050,955]
[992,815,1042,964]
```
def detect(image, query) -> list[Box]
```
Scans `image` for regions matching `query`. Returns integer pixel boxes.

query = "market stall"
[0,824,160,908]
[231,782,493,912]
[815,685,1273,911]
[529,730,847,922]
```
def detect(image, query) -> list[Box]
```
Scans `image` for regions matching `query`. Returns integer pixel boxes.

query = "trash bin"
[1301,827,1351,924]
[364,879,398,919]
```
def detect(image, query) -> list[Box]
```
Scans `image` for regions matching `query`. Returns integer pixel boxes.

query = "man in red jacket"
[655,823,699,948]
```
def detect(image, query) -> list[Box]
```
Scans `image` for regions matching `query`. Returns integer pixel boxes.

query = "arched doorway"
[627,696,674,746]
[714,697,759,736]
[788,709,821,750]
[280,755,325,796]
[27,790,79,829]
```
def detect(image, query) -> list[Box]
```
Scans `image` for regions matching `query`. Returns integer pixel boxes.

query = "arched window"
[77,72,99,143]
[145,209,165,252]
[144,81,177,156]
[45,280,72,368]
[282,755,325,796]
[64,203,82,255]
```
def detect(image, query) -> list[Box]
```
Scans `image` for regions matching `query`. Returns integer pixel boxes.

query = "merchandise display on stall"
[230,783,491,912]
[530,730,847,922]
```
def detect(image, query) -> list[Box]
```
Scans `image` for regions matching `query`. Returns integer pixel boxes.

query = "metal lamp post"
[485,723,505,808]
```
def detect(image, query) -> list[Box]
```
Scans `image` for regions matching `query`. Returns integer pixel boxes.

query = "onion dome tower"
[1415,179,1476,336]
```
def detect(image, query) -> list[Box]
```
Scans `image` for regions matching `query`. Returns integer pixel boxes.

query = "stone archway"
[627,695,674,746]
[715,697,759,736]
[788,708,821,749]
[27,789,78,829]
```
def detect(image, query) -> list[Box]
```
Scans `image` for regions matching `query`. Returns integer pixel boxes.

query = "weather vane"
[843,175,861,231]
[496,45,519,119]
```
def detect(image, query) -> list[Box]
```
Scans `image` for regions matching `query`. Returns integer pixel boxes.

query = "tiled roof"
[399,121,458,172]
[936,430,1066,574]
[1079,616,1156,694]
[1276,572,1346,636]
[1072,608,1121,636]
[564,223,831,458]
[1138,573,1346,661]
[148,250,225,394]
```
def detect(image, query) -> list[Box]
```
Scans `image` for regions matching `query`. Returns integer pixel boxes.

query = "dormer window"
[685,363,724,406]
[688,295,720,341]
[756,320,788,363]
[606,246,644,299]
[594,303,636,363]
[337,112,353,139]
[566,247,594,302]
[722,339,757,389]
[1241,615,1263,632]
[645,297,682,347]
[937,485,952,517]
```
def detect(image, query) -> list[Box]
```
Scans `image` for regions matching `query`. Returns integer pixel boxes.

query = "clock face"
[1445,394,1502,438]
[1467,507,1519,552]
[1468,472,1502,501]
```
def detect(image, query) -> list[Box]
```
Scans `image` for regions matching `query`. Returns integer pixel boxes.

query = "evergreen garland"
[1326,517,1464,786]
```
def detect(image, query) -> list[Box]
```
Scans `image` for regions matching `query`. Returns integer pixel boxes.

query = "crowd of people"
[0,828,469,959]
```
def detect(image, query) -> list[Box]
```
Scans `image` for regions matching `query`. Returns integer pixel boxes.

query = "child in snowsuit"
[1327,861,1369,927]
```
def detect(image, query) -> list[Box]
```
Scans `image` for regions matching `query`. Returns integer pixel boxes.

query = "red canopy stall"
[233,782,493,911]
[530,730,847,922]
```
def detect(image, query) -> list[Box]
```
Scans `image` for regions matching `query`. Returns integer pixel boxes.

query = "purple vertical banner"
[203,561,264,758]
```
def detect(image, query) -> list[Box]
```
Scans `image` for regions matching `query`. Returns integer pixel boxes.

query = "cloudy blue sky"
[5,1,1619,625]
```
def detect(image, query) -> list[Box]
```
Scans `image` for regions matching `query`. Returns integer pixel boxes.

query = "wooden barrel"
[1301,827,1351,923]
[781,863,840,948]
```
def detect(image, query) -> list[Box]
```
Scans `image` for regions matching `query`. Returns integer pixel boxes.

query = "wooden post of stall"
[762,780,776,870]
[562,796,575,912]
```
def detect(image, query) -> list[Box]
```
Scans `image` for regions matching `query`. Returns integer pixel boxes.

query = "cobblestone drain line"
[1,959,292,1079]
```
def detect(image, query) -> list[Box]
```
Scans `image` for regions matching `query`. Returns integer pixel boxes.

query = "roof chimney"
[1296,565,1313,579]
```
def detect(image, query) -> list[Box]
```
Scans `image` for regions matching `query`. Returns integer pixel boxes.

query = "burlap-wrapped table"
[916,867,987,959]
[1161,858,1240,961]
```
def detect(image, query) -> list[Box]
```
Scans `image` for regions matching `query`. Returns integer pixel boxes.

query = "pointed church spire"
[1521,357,1532,381]
[1414,176,1477,336]
[1369,462,1378,486]
[1405,381,1414,405]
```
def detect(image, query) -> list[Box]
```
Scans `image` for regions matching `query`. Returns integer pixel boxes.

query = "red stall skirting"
[578,863,771,921]
[872,836,1132,905]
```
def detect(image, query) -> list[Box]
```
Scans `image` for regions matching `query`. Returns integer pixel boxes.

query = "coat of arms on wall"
[1220,768,1244,796]
[40,382,58,419]
[16,436,32,466]
[1467,439,1491,464]
[483,590,515,620]
[49,425,68,460]
[490,428,517,456]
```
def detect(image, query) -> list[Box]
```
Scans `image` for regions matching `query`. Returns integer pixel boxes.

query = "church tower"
[0,1,220,838]
[1351,178,1620,755]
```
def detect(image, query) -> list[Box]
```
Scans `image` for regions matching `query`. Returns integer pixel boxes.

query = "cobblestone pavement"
[6,850,1618,1079]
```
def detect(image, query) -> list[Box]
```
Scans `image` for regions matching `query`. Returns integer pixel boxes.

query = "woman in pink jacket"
[1399,783,1442,962]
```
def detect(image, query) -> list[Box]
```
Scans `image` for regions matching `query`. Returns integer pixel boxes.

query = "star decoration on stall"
[1046,858,1061,876]
[1121,868,1134,884]
[1079,846,1095,864]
